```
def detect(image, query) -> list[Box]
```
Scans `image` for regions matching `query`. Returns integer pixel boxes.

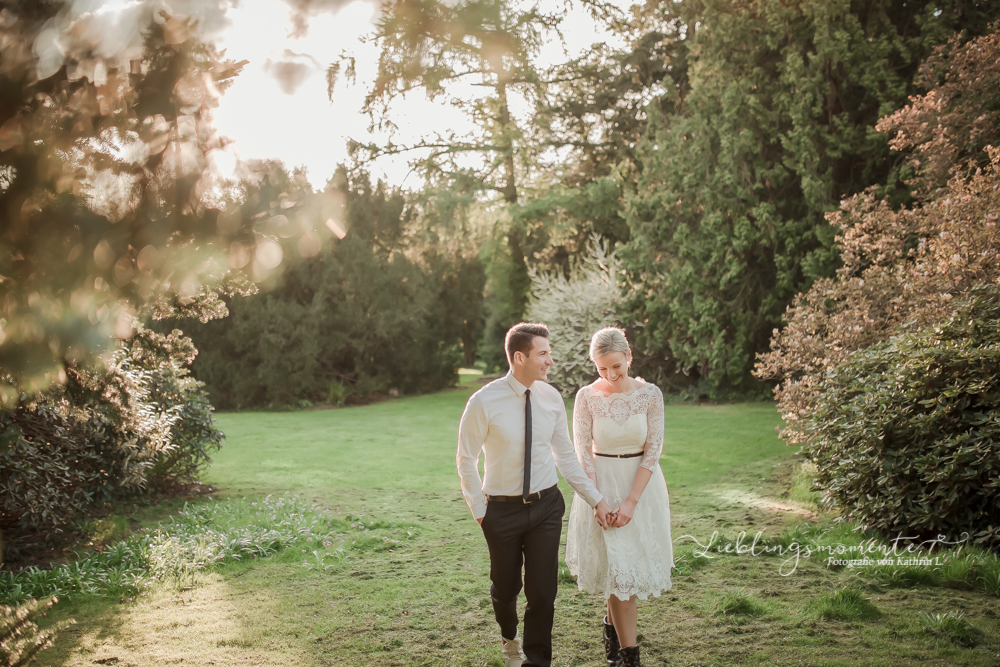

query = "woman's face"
[594,350,630,389]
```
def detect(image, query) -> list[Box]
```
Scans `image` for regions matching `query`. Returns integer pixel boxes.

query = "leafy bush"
[0,597,70,667]
[0,329,222,554]
[526,237,625,398]
[757,28,1000,448]
[805,285,1000,550]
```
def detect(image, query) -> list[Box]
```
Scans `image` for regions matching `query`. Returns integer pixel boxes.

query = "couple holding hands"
[457,324,673,667]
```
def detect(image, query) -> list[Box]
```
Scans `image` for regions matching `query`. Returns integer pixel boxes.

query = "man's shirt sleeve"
[456,393,489,520]
[551,390,604,508]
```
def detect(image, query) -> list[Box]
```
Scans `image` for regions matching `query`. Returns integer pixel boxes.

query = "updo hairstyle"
[589,327,632,364]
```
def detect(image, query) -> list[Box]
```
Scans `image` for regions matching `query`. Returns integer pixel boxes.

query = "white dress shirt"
[457,372,604,520]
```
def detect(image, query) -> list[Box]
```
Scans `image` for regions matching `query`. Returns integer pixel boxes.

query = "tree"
[755,26,1000,447]
[621,0,1000,395]
[339,0,560,300]
[0,1,263,400]
[178,167,484,408]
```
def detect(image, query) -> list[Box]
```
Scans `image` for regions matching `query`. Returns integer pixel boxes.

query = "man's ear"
[513,350,525,366]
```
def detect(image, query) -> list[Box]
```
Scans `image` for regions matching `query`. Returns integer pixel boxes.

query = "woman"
[565,327,673,667]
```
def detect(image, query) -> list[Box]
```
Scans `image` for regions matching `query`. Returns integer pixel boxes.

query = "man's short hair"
[505,322,549,366]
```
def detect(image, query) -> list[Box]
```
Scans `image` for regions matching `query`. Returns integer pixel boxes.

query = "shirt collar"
[505,371,530,397]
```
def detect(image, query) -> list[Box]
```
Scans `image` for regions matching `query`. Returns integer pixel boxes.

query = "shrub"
[805,285,1000,549]
[178,169,481,409]
[526,237,625,398]
[0,329,223,555]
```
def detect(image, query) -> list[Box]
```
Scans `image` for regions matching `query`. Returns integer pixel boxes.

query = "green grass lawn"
[35,383,1000,666]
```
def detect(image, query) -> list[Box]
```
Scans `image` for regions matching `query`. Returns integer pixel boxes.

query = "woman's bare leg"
[607,595,638,647]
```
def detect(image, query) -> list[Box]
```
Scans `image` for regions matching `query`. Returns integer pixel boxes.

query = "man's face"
[520,336,553,384]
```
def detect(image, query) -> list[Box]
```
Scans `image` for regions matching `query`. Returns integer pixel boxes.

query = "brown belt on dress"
[594,451,644,458]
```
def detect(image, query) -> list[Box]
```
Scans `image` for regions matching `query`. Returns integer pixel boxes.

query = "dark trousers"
[480,486,565,667]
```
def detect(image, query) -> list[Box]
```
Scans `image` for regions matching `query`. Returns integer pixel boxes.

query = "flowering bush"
[526,237,625,398]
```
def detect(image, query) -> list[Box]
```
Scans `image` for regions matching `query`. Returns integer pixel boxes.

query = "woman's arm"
[572,387,597,479]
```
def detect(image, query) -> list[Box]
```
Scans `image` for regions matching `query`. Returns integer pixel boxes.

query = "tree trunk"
[497,81,530,323]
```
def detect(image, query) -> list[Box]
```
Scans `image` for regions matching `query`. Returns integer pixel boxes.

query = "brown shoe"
[621,645,641,667]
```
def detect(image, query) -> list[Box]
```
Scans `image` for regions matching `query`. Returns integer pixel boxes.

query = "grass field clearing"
[33,383,1000,666]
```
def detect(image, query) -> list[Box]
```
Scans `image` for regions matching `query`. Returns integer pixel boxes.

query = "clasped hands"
[594,498,635,530]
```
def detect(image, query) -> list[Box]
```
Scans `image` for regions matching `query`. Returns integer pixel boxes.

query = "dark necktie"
[523,389,532,501]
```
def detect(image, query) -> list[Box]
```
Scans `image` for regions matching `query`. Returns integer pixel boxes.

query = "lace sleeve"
[573,387,596,474]
[640,384,664,471]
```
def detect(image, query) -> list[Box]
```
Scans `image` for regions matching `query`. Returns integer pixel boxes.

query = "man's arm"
[550,392,614,528]
[456,394,489,522]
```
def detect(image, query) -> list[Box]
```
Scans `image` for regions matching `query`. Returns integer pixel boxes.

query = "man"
[457,322,614,667]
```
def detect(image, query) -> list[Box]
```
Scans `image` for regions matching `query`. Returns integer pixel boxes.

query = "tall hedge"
[806,285,1000,549]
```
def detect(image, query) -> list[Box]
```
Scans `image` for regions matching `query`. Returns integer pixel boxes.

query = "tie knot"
[525,389,530,398]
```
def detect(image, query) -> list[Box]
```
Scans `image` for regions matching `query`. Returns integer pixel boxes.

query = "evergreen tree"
[0,1,258,399]
[622,0,1000,395]
[181,168,484,408]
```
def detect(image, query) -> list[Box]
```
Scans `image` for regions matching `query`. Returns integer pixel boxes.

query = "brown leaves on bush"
[756,149,1000,445]
[755,25,1000,447]
[877,26,1000,197]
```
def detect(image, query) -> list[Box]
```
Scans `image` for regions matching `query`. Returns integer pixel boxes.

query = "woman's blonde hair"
[589,327,631,363]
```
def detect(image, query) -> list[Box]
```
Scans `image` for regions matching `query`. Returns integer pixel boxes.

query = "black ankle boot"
[621,645,641,667]
[602,616,622,666]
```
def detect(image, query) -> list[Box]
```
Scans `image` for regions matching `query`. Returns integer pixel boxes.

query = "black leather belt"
[487,484,559,504]
[594,451,644,458]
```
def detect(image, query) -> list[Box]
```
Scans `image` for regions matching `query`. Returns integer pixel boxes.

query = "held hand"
[611,499,636,528]
[593,500,615,530]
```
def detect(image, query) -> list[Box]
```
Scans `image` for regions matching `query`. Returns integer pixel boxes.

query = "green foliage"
[0,597,69,667]
[0,3,262,399]
[757,29,1000,451]
[623,0,1000,395]
[805,285,1000,550]
[715,589,769,618]
[0,496,416,607]
[917,610,984,648]
[812,588,881,621]
[0,329,222,555]
[180,169,482,408]
[525,237,625,397]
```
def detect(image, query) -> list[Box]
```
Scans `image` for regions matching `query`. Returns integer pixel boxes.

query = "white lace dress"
[565,380,673,601]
